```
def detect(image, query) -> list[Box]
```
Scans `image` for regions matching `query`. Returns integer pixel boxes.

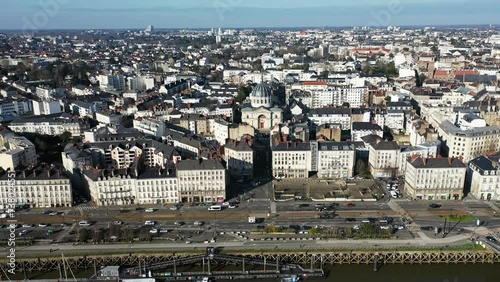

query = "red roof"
[434,70,449,76]
[303,81,327,86]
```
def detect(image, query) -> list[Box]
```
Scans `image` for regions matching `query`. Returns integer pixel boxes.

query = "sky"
[0,0,499,30]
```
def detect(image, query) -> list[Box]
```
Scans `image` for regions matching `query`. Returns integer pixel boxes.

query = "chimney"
[448,157,452,165]
[274,138,280,146]
[158,167,161,176]
[286,142,289,149]
[423,158,427,165]
[47,169,51,177]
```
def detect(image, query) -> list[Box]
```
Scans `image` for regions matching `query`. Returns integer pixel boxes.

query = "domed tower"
[250,83,272,108]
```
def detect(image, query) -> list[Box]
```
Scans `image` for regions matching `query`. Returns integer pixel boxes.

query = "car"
[194,221,204,226]
[159,229,169,233]
[169,206,178,211]
[149,229,158,234]
[421,226,434,231]
[145,208,154,213]
[22,224,33,228]
[352,225,360,230]
[344,218,356,223]
[380,225,392,230]
[486,236,497,242]
[185,240,192,244]
[174,221,184,226]
[346,203,355,207]
[113,221,123,225]
[144,221,156,226]
[49,212,58,216]
[38,223,48,228]
[18,230,29,236]
[429,203,441,209]
[222,202,230,206]
[229,205,238,209]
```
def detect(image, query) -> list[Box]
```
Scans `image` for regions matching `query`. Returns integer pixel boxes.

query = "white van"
[144,220,156,226]
[79,220,91,227]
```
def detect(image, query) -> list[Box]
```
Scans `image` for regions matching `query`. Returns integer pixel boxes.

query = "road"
[0,231,481,258]
[3,177,500,258]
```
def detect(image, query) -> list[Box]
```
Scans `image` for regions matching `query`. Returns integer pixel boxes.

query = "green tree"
[319,70,329,78]
[78,229,89,243]
[60,131,72,143]
[358,223,378,238]
[342,102,350,108]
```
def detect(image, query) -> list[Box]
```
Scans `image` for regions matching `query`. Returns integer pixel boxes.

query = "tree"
[78,229,89,243]
[319,70,329,78]
[60,131,72,143]
[342,102,350,108]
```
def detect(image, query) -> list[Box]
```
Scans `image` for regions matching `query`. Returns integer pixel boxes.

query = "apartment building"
[310,87,367,108]
[136,168,178,204]
[83,125,144,143]
[352,122,383,142]
[272,142,312,179]
[0,133,37,170]
[0,166,72,208]
[365,135,400,178]
[224,138,254,179]
[0,98,32,115]
[87,140,176,169]
[32,99,62,116]
[172,137,203,159]
[176,159,226,203]
[397,141,440,176]
[214,119,230,145]
[8,115,83,137]
[468,153,500,201]
[438,120,500,163]
[405,157,466,200]
[315,141,355,179]
[95,110,122,126]
[309,108,351,129]
[133,117,166,139]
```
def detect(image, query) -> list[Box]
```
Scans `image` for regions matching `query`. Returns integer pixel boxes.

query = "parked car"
[174,221,184,226]
[49,212,58,216]
[429,203,441,209]
[159,229,169,233]
[145,208,155,213]
[38,223,48,228]
[344,218,356,223]
[149,229,158,234]
[346,203,355,207]
[486,236,497,242]
[144,221,156,226]
[169,206,178,211]
[194,221,204,226]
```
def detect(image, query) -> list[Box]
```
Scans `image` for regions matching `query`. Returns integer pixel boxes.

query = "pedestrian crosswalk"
[75,205,98,211]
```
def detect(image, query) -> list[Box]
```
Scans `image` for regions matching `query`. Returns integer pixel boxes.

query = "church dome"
[251,83,272,98]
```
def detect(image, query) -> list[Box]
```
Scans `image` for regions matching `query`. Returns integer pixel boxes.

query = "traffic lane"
[399,201,492,211]
[276,202,389,212]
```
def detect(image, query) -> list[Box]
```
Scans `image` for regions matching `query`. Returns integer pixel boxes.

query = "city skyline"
[1,0,499,30]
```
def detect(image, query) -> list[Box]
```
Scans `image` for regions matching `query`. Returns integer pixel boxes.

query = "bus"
[208,205,222,211]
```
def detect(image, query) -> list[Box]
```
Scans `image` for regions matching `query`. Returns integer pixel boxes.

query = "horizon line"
[1,23,499,32]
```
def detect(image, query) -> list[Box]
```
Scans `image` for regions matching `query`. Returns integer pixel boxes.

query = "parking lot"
[273,179,383,201]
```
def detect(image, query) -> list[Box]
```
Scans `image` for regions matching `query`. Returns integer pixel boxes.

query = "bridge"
[121,248,324,281]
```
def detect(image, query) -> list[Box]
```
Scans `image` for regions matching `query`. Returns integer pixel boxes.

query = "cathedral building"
[241,83,283,131]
